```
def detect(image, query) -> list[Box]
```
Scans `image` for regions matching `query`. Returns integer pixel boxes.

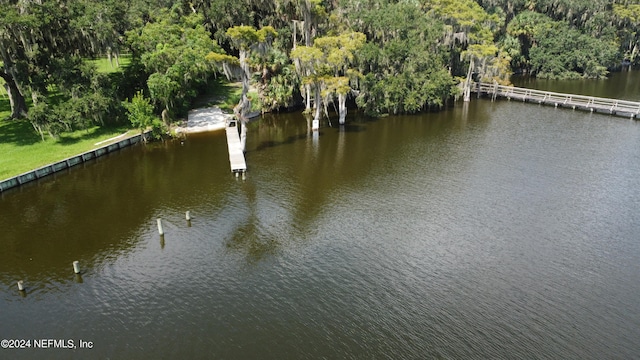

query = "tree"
[123,90,164,138]
[127,10,228,115]
[0,0,124,119]
[253,47,298,112]
[337,1,458,115]
[422,0,511,98]
[508,11,618,78]
[613,3,640,64]
[224,25,278,151]
[290,45,324,116]
[312,32,366,124]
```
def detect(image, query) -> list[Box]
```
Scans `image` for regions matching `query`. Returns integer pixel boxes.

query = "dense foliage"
[1,0,638,137]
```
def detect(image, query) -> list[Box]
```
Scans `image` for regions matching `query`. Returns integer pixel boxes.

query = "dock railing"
[473,82,640,118]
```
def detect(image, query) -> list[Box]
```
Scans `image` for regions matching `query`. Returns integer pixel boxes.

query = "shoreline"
[175,106,262,134]
[1,106,262,193]
[174,106,232,134]
[0,131,152,193]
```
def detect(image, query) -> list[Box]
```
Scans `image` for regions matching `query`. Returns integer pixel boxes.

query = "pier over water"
[472,82,640,119]
[225,118,247,176]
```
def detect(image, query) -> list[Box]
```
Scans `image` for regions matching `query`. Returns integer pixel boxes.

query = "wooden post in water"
[17,280,25,291]
[186,211,191,221]
[73,261,81,274]
[157,218,164,235]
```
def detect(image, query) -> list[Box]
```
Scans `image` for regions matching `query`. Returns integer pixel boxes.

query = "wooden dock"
[472,82,640,119]
[225,119,247,175]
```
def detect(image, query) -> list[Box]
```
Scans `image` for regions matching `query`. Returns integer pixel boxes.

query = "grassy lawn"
[0,57,244,181]
[0,115,134,180]
[0,57,135,181]
[88,54,131,73]
[192,79,261,113]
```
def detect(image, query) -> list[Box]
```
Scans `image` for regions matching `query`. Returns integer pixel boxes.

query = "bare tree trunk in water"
[312,84,321,130]
[463,58,474,102]
[338,93,347,124]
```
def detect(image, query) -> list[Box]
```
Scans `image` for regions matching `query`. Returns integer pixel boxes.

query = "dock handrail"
[472,82,640,117]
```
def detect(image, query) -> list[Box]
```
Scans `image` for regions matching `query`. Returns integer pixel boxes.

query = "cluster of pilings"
[16,261,83,294]
[15,210,194,296]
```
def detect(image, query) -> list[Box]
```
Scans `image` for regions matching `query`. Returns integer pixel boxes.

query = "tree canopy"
[2,0,638,137]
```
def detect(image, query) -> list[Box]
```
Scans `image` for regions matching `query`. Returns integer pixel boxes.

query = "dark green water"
[1,72,640,359]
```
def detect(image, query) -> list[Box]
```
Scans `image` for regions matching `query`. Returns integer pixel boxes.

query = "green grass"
[88,54,131,74]
[0,56,251,181]
[0,116,134,180]
[192,79,243,112]
[0,77,6,98]
[0,95,134,180]
[192,79,262,113]
[0,55,138,180]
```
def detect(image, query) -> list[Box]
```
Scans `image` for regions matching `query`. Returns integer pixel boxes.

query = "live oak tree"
[0,0,124,120]
[338,0,458,115]
[127,11,228,116]
[507,11,618,79]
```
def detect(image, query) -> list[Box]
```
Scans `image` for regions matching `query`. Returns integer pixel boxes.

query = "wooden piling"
[157,218,164,235]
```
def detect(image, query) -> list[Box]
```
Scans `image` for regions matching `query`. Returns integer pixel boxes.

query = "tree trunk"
[463,58,474,102]
[240,121,247,151]
[292,20,297,49]
[338,92,347,124]
[305,83,312,112]
[312,84,321,130]
[236,49,252,152]
[0,70,28,119]
[161,108,170,127]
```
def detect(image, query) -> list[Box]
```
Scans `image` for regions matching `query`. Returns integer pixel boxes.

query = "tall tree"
[127,10,228,116]
[507,11,618,78]
[298,32,366,124]
[338,0,458,115]
[0,0,124,119]
[224,25,277,151]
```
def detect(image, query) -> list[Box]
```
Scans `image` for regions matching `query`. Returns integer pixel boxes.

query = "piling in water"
[186,211,191,221]
[17,280,25,291]
[157,218,164,235]
[73,261,81,274]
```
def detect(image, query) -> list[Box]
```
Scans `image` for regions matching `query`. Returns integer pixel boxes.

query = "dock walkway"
[472,82,640,119]
[225,119,247,175]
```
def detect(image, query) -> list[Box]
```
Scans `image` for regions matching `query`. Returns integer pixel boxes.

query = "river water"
[1,71,640,359]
